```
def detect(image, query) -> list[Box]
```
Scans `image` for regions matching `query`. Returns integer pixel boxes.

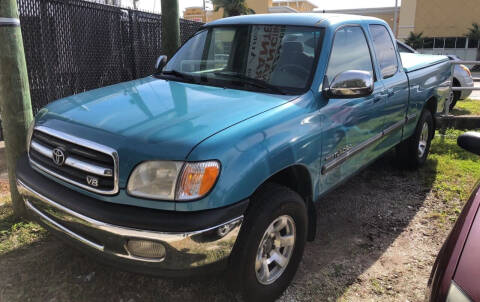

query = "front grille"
[28,127,118,195]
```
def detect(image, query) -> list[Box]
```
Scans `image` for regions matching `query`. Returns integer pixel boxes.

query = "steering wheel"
[278,64,311,79]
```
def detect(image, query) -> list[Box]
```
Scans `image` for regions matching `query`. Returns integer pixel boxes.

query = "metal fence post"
[440,59,480,133]
[129,10,138,79]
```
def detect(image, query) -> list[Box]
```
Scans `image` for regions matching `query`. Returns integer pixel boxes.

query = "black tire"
[227,183,307,302]
[449,88,461,110]
[396,109,434,169]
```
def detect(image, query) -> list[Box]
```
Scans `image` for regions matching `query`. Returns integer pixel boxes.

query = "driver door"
[320,25,386,189]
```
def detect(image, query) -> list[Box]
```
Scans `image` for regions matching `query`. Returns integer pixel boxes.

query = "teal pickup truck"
[16,14,451,301]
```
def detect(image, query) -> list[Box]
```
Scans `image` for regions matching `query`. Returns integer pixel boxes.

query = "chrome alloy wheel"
[255,215,296,285]
[418,121,429,158]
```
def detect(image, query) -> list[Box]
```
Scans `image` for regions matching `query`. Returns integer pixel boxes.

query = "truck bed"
[400,53,450,73]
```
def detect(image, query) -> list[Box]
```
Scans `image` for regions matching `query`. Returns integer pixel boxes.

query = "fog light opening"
[217,223,232,237]
[126,239,166,260]
[216,220,240,238]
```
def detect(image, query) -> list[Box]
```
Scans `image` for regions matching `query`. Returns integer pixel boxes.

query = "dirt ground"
[0,138,476,301]
[282,156,443,301]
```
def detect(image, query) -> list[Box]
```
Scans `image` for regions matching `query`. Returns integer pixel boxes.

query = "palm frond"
[466,23,480,40]
[404,31,423,49]
[211,0,254,17]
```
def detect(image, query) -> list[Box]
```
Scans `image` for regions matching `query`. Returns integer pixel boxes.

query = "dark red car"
[427,132,480,301]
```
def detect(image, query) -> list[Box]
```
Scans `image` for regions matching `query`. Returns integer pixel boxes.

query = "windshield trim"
[154,25,325,96]
[150,74,298,96]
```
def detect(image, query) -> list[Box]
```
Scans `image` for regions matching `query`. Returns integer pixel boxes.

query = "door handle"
[387,88,394,97]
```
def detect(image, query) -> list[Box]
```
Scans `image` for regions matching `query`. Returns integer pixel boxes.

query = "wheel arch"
[251,164,317,242]
[452,77,462,101]
[452,77,460,86]
[424,96,437,132]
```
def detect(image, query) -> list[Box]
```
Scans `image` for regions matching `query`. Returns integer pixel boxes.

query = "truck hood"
[36,77,293,160]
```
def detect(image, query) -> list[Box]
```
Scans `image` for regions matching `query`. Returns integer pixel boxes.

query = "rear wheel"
[227,183,307,302]
[396,109,434,169]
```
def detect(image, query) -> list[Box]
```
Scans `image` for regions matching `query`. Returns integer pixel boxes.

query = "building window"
[468,39,479,48]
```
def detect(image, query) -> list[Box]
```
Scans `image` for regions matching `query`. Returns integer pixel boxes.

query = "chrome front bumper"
[16,179,243,273]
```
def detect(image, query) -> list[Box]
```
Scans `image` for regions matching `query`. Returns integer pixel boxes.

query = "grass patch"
[451,98,480,116]
[425,128,480,226]
[369,278,385,295]
[0,198,46,255]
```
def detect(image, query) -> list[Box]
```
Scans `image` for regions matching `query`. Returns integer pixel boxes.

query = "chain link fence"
[17,0,203,113]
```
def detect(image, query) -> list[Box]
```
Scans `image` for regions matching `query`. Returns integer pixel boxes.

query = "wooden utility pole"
[161,0,180,59]
[0,0,33,217]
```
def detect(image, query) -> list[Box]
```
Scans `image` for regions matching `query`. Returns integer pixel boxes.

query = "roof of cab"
[203,13,385,28]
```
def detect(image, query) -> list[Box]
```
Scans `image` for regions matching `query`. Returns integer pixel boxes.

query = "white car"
[397,41,474,109]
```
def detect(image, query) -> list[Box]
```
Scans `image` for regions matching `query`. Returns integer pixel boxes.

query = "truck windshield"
[158,25,324,95]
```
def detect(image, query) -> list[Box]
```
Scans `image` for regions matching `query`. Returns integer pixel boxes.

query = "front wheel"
[396,109,434,169]
[449,89,461,110]
[227,183,307,302]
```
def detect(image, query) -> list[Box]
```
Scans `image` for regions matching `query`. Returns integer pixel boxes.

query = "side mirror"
[324,70,374,98]
[458,132,480,156]
[155,55,168,73]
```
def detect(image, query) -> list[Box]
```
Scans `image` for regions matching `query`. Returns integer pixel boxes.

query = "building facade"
[183,0,317,22]
[183,6,206,22]
[271,0,317,13]
[182,0,479,60]
[317,7,397,32]
[398,0,480,39]
[398,0,480,60]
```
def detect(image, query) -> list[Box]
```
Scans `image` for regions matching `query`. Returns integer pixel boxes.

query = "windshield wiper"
[214,71,286,95]
[158,69,199,84]
[161,69,187,79]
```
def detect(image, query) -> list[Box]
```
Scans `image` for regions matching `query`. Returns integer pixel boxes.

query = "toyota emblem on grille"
[52,148,66,166]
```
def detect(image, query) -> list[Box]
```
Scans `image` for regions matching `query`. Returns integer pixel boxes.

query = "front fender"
[176,92,323,211]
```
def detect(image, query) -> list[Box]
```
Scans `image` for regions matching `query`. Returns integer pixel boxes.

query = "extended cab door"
[368,24,409,150]
[320,25,386,183]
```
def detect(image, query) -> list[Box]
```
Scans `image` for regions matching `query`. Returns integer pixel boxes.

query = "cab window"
[326,26,374,83]
[369,25,398,78]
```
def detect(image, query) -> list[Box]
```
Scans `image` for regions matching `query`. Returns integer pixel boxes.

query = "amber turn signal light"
[176,161,220,200]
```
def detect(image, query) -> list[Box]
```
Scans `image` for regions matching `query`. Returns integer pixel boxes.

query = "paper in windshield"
[246,25,286,82]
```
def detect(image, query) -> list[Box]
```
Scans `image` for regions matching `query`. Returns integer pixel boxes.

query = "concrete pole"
[393,0,399,38]
[161,0,180,59]
[0,0,33,217]
[203,0,206,23]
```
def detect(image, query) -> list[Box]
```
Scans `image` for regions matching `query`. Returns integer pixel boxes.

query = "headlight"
[127,161,183,200]
[127,160,220,201]
[446,281,472,302]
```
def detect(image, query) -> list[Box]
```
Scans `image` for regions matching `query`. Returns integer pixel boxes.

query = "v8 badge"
[86,175,99,187]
